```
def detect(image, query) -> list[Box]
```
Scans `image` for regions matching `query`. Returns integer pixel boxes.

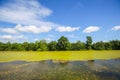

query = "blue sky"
[0,0,120,43]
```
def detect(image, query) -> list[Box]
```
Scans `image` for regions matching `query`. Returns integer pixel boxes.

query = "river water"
[0,59,120,80]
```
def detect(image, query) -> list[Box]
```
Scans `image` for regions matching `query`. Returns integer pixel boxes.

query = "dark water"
[0,59,120,80]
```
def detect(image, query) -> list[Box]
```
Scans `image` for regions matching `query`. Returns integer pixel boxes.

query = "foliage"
[86,36,92,50]
[0,36,120,51]
[92,41,105,50]
[57,36,71,51]
[48,41,57,51]
[37,40,48,51]
[71,41,85,50]
[110,40,120,50]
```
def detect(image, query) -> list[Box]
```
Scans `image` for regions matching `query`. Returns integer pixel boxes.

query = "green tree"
[110,40,120,50]
[37,40,48,51]
[48,41,57,51]
[5,41,12,51]
[86,36,92,50]
[0,42,6,51]
[22,42,29,51]
[11,43,23,51]
[104,42,112,50]
[28,43,36,51]
[35,41,40,50]
[92,41,105,50]
[57,36,71,51]
[71,41,85,50]
[0,36,119,51]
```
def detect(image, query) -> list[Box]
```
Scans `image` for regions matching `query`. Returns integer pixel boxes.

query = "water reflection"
[0,59,120,80]
[88,60,95,66]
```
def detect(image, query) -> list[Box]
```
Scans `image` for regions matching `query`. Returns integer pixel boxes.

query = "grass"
[0,50,120,62]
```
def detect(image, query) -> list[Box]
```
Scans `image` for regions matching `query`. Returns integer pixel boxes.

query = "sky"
[0,0,120,43]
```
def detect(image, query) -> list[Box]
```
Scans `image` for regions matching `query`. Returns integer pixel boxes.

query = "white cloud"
[0,0,52,25]
[0,35,24,41]
[17,35,24,39]
[55,26,80,32]
[112,26,120,31]
[1,24,52,34]
[1,24,79,34]
[83,26,100,33]
[1,28,18,34]
[0,0,79,34]
[0,35,13,40]
[15,24,52,34]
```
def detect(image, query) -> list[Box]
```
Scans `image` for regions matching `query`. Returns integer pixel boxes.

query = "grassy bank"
[0,50,120,62]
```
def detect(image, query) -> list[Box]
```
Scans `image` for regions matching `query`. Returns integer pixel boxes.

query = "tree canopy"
[57,36,71,51]
[86,36,92,50]
[0,36,120,51]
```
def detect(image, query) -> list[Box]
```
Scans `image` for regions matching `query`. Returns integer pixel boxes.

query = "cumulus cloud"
[55,26,80,32]
[0,35,24,41]
[1,24,52,34]
[15,24,52,34]
[83,26,100,33]
[0,0,52,25]
[1,24,79,34]
[1,28,18,34]
[0,35,13,40]
[0,0,79,34]
[112,26,120,31]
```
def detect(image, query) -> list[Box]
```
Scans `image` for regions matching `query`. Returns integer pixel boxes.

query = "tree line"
[0,36,120,51]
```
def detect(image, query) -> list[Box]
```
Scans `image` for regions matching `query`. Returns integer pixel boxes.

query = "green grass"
[0,50,120,62]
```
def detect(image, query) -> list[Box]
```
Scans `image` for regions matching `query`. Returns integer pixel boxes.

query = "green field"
[0,50,120,62]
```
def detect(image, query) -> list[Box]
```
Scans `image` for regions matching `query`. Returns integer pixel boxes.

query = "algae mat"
[0,51,120,62]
